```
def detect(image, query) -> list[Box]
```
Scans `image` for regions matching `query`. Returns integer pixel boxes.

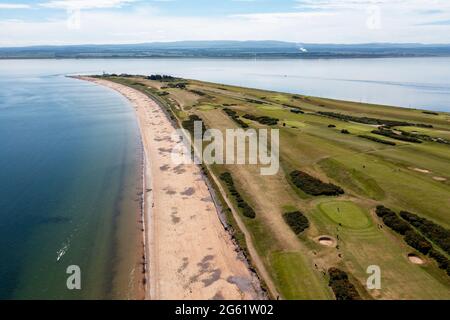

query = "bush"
[372,129,422,143]
[290,108,304,114]
[243,113,279,126]
[182,114,206,135]
[290,170,344,196]
[429,249,449,271]
[223,108,249,128]
[328,268,361,300]
[404,230,433,254]
[358,135,396,146]
[375,206,411,235]
[220,172,256,219]
[328,124,336,128]
[283,211,309,234]
[400,211,450,255]
[341,129,350,134]
[317,111,432,128]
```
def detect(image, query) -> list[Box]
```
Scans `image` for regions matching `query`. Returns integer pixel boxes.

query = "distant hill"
[1,41,450,59]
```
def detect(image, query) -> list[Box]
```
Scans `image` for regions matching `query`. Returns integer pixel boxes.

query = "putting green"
[318,201,371,229]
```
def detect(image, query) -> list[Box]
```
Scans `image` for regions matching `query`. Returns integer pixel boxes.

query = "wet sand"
[78,77,262,300]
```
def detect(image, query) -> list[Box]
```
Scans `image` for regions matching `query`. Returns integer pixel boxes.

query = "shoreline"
[76,76,264,300]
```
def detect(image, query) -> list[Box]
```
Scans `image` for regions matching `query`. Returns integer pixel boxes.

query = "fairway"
[318,201,372,229]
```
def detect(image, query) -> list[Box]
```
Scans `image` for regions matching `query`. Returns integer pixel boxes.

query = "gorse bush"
[358,135,396,145]
[400,211,450,255]
[283,211,309,234]
[317,111,432,128]
[404,230,433,254]
[223,108,249,128]
[328,268,361,300]
[182,114,206,135]
[371,129,422,143]
[290,170,344,196]
[375,206,411,235]
[243,114,279,126]
[220,172,256,219]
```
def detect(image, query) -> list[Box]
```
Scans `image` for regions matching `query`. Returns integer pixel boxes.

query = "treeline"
[290,170,344,196]
[328,268,361,300]
[317,111,433,128]
[243,114,279,126]
[223,108,249,128]
[371,129,422,143]
[220,172,256,219]
[283,211,309,234]
[376,206,450,276]
[358,134,396,146]
[182,114,207,135]
[400,211,450,255]
[147,74,176,81]
[245,98,265,105]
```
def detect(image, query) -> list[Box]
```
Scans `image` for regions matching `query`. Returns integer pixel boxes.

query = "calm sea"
[0,57,449,299]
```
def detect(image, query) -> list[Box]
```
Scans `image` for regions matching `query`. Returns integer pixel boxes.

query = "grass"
[102,74,450,300]
[317,201,372,229]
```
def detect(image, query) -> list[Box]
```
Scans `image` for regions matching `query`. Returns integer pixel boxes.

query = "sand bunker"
[433,176,447,181]
[408,253,425,265]
[410,167,431,174]
[315,236,336,247]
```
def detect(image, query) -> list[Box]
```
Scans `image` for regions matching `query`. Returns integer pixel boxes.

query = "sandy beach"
[78,77,262,300]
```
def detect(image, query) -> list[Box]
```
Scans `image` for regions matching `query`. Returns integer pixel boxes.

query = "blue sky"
[0,0,449,46]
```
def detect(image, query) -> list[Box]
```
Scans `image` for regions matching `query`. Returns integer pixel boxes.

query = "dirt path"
[78,77,263,300]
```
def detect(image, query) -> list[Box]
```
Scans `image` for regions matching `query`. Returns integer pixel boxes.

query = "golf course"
[99,74,450,300]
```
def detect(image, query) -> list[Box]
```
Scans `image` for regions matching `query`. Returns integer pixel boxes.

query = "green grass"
[317,201,372,229]
[270,251,332,300]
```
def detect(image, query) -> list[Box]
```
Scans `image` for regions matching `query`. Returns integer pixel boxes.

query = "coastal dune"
[78,77,262,300]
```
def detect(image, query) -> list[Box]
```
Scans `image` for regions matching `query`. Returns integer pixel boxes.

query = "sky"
[0,0,449,47]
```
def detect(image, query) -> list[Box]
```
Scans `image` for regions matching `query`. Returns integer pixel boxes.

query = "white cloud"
[0,3,31,9]
[39,0,138,10]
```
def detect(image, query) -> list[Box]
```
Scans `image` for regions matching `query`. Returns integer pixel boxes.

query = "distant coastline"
[2,41,450,59]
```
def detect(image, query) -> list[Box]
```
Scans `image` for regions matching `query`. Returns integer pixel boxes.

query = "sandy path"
[78,77,262,300]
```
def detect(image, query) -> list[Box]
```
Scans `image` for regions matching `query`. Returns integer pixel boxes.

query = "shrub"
[223,108,249,128]
[290,170,344,196]
[182,114,206,135]
[371,129,422,143]
[429,249,449,271]
[220,172,256,219]
[404,230,433,255]
[290,108,304,114]
[400,211,450,255]
[328,268,361,300]
[375,206,411,235]
[243,114,279,126]
[283,211,309,234]
[317,111,432,128]
[358,135,396,146]
[341,129,350,134]
[328,124,336,128]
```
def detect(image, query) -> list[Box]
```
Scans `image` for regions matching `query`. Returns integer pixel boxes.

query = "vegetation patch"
[243,113,279,126]
[220,172,256,219]
[290,170,344,196]
[376,206,432,254]
[371,129,422,143]
[182,114,207,135]
[328,268,361,300]
[317,111,433,128]
[358,134,396,146]
[223,108,249,128]
[400,211,450,255]
[283,211,309,234]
